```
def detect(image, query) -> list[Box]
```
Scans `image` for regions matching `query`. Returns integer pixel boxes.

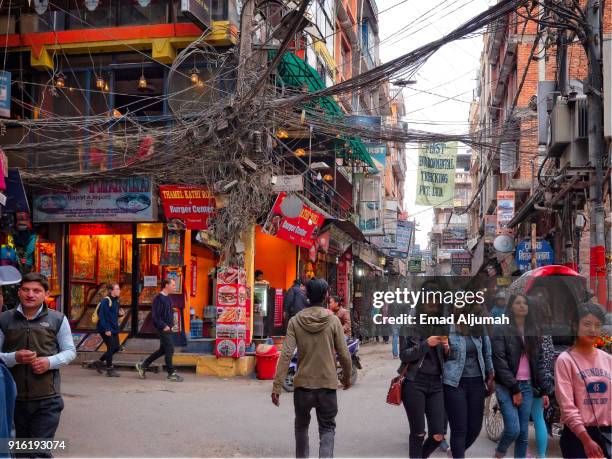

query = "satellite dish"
[493,235,515,253]
[0,266,22,286]
[280,195,304,219]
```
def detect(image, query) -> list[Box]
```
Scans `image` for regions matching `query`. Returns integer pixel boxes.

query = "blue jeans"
[495,381,533,458]
[392,329,399,357]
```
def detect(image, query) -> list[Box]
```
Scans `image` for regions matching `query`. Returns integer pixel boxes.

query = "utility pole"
[237,0,255,96]
[584,0,607,305]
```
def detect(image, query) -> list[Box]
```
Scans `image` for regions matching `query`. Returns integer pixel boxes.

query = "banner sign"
[415,141,458,207]
[271,175,303,192]
[515,239,554,272]
[215,266,248,358]
[159,185,215,230]
[0,71,11,118]
[496,191,515,234]
[357,175,384,236]
[388,219,413,258]
[442,227,467,245]
[33,177,155,222]
[365,143,386,175]
[451,251,472,275]
[262,192,324,249]
[484,215,497,243]
[408,258,422,273]
[181,0,211,31]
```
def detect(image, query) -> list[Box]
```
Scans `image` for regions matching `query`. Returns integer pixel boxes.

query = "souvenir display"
[138,287,157,305]
[97,235,121,284]
[79,333,103,352]
[163,266,183,294]
[71,236,96,281]
[35,242,57,292]
[76,307,98,330]
[122,235,132,274]
[71,333,86,348]
[69,285,86,322]
[98,332,129,352]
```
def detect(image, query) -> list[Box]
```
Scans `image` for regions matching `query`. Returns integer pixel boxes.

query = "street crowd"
[273,278,611,459]
[0,272,609,459]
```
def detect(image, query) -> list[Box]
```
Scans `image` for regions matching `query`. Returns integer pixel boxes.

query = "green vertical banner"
[415,141,458,207]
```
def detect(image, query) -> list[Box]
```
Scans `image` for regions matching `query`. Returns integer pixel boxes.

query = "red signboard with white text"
[159,185,215,230]
[262,193,325,249]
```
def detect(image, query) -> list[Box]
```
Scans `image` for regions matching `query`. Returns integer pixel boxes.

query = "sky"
[377,0,493,248]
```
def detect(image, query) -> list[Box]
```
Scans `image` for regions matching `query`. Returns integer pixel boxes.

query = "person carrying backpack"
[92,283,123,377]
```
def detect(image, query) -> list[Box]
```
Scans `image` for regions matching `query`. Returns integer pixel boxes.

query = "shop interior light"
[112,109,122,118]
[55,72,65,88]
[316,172,322,181]
[190,66,200,84]
[138,73,147,90]
[276,129,289,139]
[323,174,333,181]
[104,82,109,92]
[294,148,306,157]
[96,76,105,89]
[356,268,364,277]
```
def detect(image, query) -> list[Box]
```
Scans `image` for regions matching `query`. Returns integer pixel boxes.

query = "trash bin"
[255,344,280,380]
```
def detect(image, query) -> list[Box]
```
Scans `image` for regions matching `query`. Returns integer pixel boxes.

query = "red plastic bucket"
[256,352,280,380]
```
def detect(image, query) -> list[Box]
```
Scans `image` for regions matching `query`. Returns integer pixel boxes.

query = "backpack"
[92,296,111,325]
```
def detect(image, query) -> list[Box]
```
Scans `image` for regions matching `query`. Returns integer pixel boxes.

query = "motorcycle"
[282,338,362,392]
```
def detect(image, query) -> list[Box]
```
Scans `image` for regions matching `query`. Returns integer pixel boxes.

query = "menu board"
[215,266,248,358]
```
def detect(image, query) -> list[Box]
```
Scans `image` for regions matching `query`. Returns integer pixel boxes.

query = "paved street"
[55,343,562,458]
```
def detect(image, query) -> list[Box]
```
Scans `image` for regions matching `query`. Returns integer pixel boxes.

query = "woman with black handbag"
[399,293,449,459]
[555,302,611,459]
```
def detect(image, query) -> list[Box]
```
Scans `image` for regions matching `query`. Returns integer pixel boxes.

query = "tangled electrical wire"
[1,0,541,262]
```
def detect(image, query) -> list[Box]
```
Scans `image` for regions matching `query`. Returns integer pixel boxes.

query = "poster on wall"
[215,266,248,358]
[164,266,183,295]
[33,177,155,222]
[159,185,216,230]
[262,193,324,249]
[70,236,96,281]
[190,257,197,297]
[415,142,458,207]
[484,215,497,243]
[0,71,11,118]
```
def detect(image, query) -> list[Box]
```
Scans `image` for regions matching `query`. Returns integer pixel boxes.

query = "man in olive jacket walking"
[272,278,351,459]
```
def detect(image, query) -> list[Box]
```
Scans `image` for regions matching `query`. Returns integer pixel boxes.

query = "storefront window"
[119,0,169,26]
[137,223,163,239]
[65,0,116,29]
[67,223,133,333]
[137,242,161,334]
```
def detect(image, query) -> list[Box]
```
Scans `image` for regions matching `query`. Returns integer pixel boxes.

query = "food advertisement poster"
[215,266,248,358]
[415,141,458,207]
[33,177,155,222]
[262,193,324,249]
[159,185,216,230]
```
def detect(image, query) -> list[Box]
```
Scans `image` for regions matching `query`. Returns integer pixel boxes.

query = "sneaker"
[106,368,120,377]
[167,372,184,382]
[135,362,146,379]
[92,360,104,374]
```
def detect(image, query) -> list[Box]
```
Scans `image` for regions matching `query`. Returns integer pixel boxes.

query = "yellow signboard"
[415,141,458,207]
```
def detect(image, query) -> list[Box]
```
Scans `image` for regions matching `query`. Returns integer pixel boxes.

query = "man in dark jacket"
[0,272,76,450]
[272,278,351,458]
[283,280,308,323]
[136,279,183,382]
[93,283,122,377]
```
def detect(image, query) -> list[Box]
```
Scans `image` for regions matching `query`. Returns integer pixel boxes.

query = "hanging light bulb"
[96,76,105,89]
[316,172,322,181]
[104,82,109,92]
[323,174,333,181]
[276,129,289,139]
[112,109,122,118]
[55,71,65,89]
[294,148,306,157]
[190,66,200,85]
[138,73,147,90]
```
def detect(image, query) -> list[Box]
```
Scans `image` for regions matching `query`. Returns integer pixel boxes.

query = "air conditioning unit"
[547,96,571,157]
[560,95,589,169]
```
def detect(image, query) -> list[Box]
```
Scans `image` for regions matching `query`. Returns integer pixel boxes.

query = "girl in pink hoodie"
[555,302,611,459]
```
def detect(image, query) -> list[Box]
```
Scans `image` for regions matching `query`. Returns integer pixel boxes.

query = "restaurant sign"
[34,177,155,222]
[159,185,215,230]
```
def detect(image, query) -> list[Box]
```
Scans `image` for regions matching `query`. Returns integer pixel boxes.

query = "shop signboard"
[357,175,384,236]
[159,185,215,230]
[408,258,422,273]
[496,191,515,234]
[0,71,11,118]
[271,175,304,192]
[442,227,467,245]
[336,255,349,304]
[33,177,155,222]
[388,219,413,259]
[515,239,554,272]
[484,215,497,243]
[180,0,212,31]
[451,251,472,275]
[365,143,386,175]
[262,193,324,249]
[415,141,458,207]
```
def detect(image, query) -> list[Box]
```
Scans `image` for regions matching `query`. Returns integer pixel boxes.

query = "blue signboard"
[0,71,11,118]
[515,239,554,272]
[365,144,386,175]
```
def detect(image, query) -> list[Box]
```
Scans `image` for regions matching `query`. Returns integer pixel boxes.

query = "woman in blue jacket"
[94,283,122,377]
[443,304,495,458]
